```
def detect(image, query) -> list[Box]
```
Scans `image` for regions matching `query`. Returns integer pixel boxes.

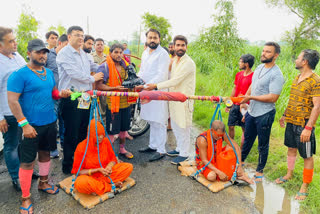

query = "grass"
[189,44,320,213]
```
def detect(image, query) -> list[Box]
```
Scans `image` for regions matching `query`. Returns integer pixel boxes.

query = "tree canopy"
[48,23,67,36]
[16,7,39,59]
[266,0,320,58]
[141,12,172,47]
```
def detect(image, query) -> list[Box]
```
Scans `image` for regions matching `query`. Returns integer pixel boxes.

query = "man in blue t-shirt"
[7,39,71,214]
[123,42,131,63]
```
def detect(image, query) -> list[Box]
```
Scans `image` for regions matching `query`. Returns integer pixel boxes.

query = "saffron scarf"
[106,55,122,113]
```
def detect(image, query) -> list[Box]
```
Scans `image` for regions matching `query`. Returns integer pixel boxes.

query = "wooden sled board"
[58,176,136,209]
[178,160,244,193]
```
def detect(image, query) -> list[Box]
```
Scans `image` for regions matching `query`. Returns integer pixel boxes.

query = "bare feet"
[20,197,33,214]
[115,181,123,188]
[237,174,254,184]
[125,133,134,140]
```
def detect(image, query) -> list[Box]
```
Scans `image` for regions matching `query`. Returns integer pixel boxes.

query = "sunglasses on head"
[212,129,224,138]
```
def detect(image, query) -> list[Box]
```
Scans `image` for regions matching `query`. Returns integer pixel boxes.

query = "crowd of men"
[0,24,320,213]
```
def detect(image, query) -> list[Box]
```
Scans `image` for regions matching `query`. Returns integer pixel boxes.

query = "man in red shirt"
[226,54,255,149]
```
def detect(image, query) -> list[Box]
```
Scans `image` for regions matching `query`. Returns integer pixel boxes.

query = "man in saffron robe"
[196,120,253,184]
[72,119,133,195]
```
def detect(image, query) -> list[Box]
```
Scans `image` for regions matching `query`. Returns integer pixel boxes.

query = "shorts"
[227,105,245,127]
[106,106,131,135]
[19,121,57,163]
[284,122,316,159]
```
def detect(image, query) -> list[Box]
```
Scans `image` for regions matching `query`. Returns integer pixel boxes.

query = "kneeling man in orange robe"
[196,120,253,184]
[72,119,133,195]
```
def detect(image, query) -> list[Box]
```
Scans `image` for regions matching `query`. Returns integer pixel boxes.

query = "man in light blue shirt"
[240,42,285,182]
[0,27,26,191]
[56,26,104,174]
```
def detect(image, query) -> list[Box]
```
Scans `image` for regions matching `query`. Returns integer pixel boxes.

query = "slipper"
[20,204,33,214]
[38,185,59,194]
[275,176,288,184]
[295,191,309,200]
[119,152,134,159]
[253,174,264,183]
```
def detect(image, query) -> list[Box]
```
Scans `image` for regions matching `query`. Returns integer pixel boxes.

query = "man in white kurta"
[138,29,170,162]
[145,35,196,164]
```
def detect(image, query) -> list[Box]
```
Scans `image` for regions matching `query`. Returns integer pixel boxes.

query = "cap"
[27,39,49,52]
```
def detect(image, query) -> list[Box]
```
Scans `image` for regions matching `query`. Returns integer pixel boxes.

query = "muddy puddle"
[241,169,302,214]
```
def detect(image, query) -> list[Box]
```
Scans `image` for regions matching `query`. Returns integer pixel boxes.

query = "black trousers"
[241,109,276,173]
[60,98,90,171]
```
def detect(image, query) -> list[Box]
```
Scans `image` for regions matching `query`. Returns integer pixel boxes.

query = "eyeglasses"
[72,34,84,39]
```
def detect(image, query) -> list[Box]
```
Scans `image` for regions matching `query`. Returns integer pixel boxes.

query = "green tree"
[16,7,39,59]
[266,0,320,58]
[48,23,67,36]
[141,12,172,47]
[194,0,244,72]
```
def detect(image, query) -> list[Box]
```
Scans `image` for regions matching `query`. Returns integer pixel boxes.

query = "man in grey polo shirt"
[240,42,285,182]
[0,27,26,191]
[56,26,103,174]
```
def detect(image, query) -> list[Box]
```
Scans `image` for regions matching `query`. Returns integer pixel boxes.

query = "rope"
[192,99,240,184]
[70,90,116,193]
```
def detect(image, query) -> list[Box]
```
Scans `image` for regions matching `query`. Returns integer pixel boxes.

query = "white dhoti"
[171,120,191,157]
[148,121,167,154]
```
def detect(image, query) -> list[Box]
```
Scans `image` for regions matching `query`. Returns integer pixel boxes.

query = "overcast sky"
[1,0,300,43]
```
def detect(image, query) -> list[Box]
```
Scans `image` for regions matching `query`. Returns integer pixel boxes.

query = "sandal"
[295,191,309,200]
[253,174,264,183]
[275,176,288,184]
[20,194,33,214]
[38,184,59,194]
[119,152,134,159]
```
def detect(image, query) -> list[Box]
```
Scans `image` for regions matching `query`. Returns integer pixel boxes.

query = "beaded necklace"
[27,64,47,81]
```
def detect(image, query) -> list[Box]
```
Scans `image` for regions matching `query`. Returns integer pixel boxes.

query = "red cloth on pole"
[139,91,187,102]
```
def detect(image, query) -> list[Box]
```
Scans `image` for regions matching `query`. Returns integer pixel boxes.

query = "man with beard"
[137,29,170,162]
[95,43,133,159]
[240,42,284,183]
[7,39,71,214]
[168,42,175,58]
[226,54,255,149]
[145,35,196,164]
[83,35,95,63]
[57,26,103,174]
[276,50,320,201]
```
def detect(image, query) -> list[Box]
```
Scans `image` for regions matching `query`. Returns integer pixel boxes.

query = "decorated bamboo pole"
[75,90,242,106]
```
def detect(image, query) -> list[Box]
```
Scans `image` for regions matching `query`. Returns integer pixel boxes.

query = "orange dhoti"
[74,163,133,195]
[72,120,134,196]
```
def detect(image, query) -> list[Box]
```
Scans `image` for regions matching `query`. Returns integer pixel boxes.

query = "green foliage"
[190,42,320,213]
[48,23,66,36]
[266,0,320,58]
[193,0,244,73]
[15,7,39,60]
[141,12,172,47]
[107,39,128,47]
